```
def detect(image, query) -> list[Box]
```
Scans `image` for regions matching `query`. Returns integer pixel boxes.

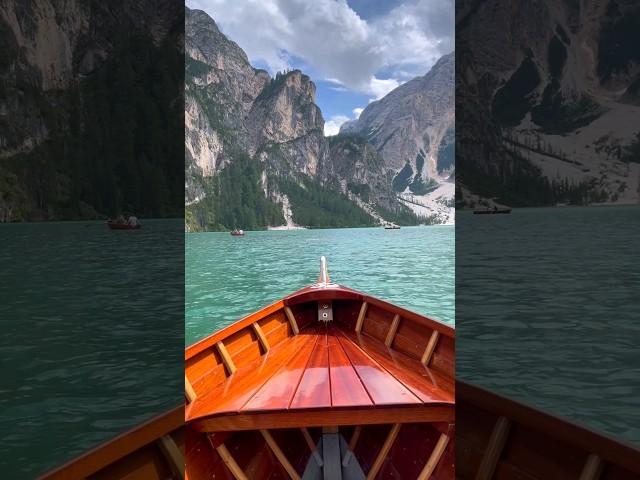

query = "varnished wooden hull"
[185,285,456,479]
[457,381,640,479]
[38,406,183,480]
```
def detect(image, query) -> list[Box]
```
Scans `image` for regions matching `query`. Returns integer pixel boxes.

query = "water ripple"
[457,206,640,447]
[186,226,454,345]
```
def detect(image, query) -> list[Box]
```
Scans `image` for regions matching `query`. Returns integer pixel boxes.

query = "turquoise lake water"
[0,220,183,478]
[186,225,454,345]
[457,206,640,447]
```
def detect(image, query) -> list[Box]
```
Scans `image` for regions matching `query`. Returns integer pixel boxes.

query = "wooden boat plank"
[252,322,270,353]
[189,322,453,425]
[261,429,302,480]
[216,341,237,375]
[361,304,394,343]
[290,330,332,410]
[458,381,640,475]
[474,416,511,480]
[186,332,316,421]
[384,314,401,347]
[185,428,229,480]
[352,424,390,474]
[280,286,454,337]
[186,349,225,390]
[214,444,248,480]
[241,333,319,413]
[338,328,453,404]
[186,301,285,359]
[380,423,442,479]
[335,331,422,406]
[367,423,401,479]
[429,334,455,377]
[327,332,373,408]
[257,310,287,335]
[363,295,454,337]
[361,314,390,344]
[264,320,293,348]
[191,405,454,433]
[456,399,500,479]
[242,444,274,480]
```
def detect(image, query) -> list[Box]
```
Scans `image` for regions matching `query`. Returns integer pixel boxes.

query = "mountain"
[457,0,640,207]
[185,7,369,230]
[185,8,455,231]
[340,52,455,223]
[0,0,183,221]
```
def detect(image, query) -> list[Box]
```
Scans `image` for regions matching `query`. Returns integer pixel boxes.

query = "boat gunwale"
[37,404,183,480]
[188,403,455,433]
[458,381,640,473]
[185,285,454,360]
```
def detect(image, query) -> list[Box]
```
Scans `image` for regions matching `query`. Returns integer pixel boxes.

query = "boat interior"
[39,406,184,480]
[185,285,455,479]
[457,382,640,480]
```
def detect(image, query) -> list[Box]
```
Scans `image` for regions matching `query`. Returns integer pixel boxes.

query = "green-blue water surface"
[186,226,454,345]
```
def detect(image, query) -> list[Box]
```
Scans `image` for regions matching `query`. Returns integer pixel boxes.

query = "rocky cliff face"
[249,70,328,177]
[0,0,183,221]
[340,52,455,222]
[185,7,419,230]
[457,0,640,206]
[342,52,455,182]
[185,8,268,198]
[185,8,457,229]
[185,8,329,204]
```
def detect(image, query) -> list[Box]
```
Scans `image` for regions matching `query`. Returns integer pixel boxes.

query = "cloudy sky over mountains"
[186,0,453,135]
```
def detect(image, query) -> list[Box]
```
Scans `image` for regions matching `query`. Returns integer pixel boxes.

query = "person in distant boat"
[127,215,139,226]
[115,214,126,224]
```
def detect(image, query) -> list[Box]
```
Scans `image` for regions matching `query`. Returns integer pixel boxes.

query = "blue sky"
[186,0,453,135]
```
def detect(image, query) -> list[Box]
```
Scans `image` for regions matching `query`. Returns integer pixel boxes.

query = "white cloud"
[352,107,364,119]
[324,115,350,136]
[368,77,401,100]
[187,0,453,94]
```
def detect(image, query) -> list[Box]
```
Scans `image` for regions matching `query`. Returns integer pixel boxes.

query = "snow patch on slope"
[512,100,640,203]
[398,181,455,224]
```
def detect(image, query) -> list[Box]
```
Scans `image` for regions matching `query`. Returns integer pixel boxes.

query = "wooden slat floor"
[186,323,454,424]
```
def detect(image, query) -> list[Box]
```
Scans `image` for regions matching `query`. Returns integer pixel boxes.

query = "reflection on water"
[186,226,454,345]
[0,220,183,478]
[457,206,640,447]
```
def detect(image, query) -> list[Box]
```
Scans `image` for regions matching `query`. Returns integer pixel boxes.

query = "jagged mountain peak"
[341,51,455,182]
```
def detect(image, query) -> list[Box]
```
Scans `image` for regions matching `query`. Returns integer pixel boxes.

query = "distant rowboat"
[230,229,245,236]
[473,207,511,214]
[106,220,141,230]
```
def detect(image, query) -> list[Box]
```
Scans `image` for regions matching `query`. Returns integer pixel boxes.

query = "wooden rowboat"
[185,257,455,479]
[472,207,511,215]
[36,254,640,478]
[457,381,640,479]
[106,220,142,230]
[38,406,183,479]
